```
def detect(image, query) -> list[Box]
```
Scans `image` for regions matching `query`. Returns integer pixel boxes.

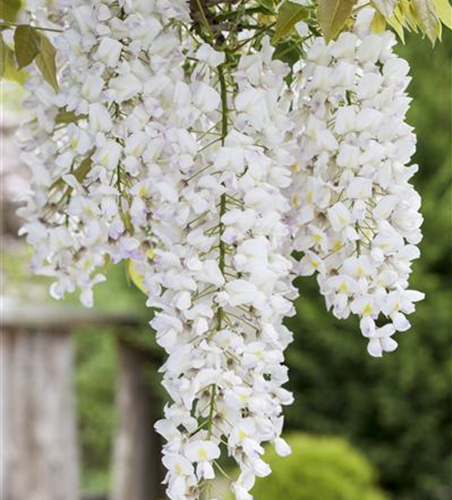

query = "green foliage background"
[252,434,388,500]
[68,33,451,499]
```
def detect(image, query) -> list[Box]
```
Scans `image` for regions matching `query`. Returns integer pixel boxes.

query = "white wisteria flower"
[16,1,429,498]
[289,9,424,357]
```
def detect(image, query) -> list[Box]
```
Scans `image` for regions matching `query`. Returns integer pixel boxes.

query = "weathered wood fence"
[1,297,165,500]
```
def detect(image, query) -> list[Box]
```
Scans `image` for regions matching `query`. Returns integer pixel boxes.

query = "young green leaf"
[317,0,357,42]
[400,0,420,31]
[35,32,58,91]
[412,0,440,43]
[0,0,21,22]
[371,0,399,17]
[51,152,94,197]
[273,1,309,42]
[127,260,148,295]
[387,12,406,40]
[14,24,41,69]
[273,39,304,66]
[55,109,87,125]
[430,0,452,29]
[74,154,93,183]
[0,35,7,78]
[257,0,275,14]
[371,11,387,32]
[0,34,27,83]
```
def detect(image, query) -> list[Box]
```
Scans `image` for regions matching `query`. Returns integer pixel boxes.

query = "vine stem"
[201,65,229,500]
[188,6,230,497]
[207,64,229,445]
[0,22,63,33]
[193,0,216,41]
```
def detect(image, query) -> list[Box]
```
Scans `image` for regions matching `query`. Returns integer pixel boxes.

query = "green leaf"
[400,0,420,31]
[0,0,22,23]
[371,11,387,32]
[273,1,309,42]
[273,39,304,66]
[14,24,41,69]
[55,109,87,125]
[317,0,357,42]
[256,0,275,14]
[0,34,27,83]
[0,34,8,78]
[127,260,147,295]
[371,0,399,17]
[74,154,93,183]
[127,249,154,294]
[387,12,406,40]
[412,0,440,43]
[430,0,452,29]
[35,32,58,91]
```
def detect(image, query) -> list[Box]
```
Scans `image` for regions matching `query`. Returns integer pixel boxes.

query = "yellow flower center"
[363,303,373,316]
[239,430,248,441]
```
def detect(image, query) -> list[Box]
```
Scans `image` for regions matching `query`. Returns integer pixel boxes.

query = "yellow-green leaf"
[14,24,41,69]
[127,260,147,295]
[257,0,275,14]
[74,153,93,183]
[400,0,420,31]
[412,0,440,43]
[55,109,87,124]
[273,1,309,42]
[387,12,406,40]
[372,0,399,17]
[430,0,452,28]
[371,11,387,32]
[394,2,409,26]
[0,34,27,83]
[0,34,8,78]
[0,0,21,22]
[317,0,357,42]
[437,14,443,37]
[35,32,58,91]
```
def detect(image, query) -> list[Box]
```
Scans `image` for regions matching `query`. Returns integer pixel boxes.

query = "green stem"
[193,0,215,41]
[207,384,217,439]
[234,21,276,49]
[205,63,229,447]
[0,22,63,33]
[216,63,228,330]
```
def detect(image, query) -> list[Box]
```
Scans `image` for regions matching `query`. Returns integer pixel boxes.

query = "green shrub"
[75,330,118,492]
[251,434,388,500]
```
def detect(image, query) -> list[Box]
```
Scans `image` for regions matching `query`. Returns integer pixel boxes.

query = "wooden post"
[111,340,165,500]
[1,297,141,500]
[1,327,79,500]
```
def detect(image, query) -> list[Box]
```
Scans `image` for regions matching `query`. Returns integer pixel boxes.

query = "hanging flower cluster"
[19,0,191,307]
[15,1,425,498]
[289,11,424,357]
[149,36,299,500]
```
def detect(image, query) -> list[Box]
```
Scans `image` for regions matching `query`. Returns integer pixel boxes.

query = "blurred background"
[1,33,451,500]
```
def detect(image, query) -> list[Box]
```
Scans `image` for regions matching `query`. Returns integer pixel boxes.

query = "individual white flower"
[109,73,142,103]
[185,441,220,479]
[88,103,113,132]
[196,43,225,68]
[81,74,104,101]
[274,437,292,457]
[94,37,122,67]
